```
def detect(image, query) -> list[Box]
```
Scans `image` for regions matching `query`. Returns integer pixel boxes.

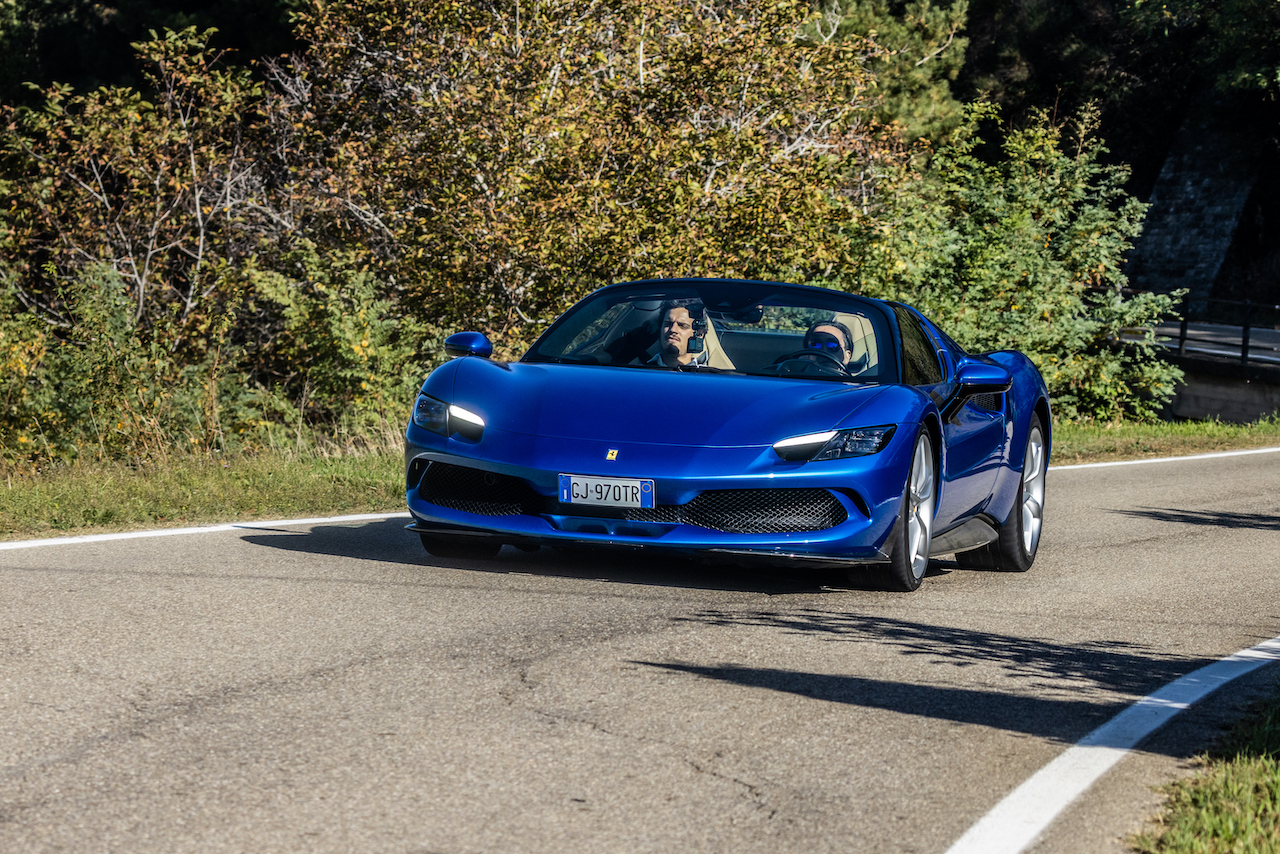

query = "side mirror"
[956,361,1012,395]
[444,331,494,359]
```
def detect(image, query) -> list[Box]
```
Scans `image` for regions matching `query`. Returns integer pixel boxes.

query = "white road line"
[1050,445,1280,471]
[945,636,1280,854]
[0,511,410,551]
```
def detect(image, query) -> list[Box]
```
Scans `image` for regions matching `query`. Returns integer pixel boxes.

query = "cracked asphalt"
[2,451,1278,853]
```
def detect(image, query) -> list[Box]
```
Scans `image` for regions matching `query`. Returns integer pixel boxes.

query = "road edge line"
[944,636,1280,854]
[0,511,410,551]
[1049,445,1280,471]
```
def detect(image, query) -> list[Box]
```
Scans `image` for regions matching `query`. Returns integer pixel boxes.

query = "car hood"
[448,359,895,447]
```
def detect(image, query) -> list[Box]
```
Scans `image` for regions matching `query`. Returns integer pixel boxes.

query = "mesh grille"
[620,505,682,524]
[624,488,845,533]
[971,393,1003,412]
[418,462,536,516]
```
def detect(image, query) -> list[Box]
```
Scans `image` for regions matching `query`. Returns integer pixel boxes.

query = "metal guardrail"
[1122,291,1280,367]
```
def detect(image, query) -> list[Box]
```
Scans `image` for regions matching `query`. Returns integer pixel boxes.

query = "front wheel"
[957,414,1046,572]
[880,431,936,592]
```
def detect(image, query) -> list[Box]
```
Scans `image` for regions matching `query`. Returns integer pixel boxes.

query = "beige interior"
[831,311,878,373]
[702,320,735,369]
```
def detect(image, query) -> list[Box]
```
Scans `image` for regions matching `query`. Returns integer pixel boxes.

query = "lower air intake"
[418,462,536,516]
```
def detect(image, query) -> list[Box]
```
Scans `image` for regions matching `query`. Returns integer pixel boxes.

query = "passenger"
[650,300,709,368]
[803,320,856,368]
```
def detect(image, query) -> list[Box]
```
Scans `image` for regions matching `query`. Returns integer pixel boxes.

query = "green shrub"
[825,104,1182,420]
[0,264,251,463]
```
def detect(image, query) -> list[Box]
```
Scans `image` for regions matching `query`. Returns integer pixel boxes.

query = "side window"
[893,307,943,386]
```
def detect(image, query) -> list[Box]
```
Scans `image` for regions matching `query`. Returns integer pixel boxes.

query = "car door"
[893,307,1005,531]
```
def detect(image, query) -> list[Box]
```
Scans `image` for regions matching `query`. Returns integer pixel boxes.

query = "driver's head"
[658,299,705,366]
[804,321,854,364]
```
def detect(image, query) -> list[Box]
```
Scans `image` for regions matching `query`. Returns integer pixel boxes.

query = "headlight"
[773,426,895,462]
[413,394,449,434]
[412,395,485,441]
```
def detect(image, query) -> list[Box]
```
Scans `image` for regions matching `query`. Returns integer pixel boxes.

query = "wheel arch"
[921,411,944,505]
[1033,397,1052,465]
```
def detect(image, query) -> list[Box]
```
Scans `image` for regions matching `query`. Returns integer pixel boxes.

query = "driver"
[803,320,855,367]
[650,299,709,368]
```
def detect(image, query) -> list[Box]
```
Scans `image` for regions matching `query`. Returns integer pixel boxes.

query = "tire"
[419,533,502,560]
[880,430,936,592]
[956,414,1046,572]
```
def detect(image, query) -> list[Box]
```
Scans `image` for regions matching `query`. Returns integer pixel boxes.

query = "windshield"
[524,280,899,383]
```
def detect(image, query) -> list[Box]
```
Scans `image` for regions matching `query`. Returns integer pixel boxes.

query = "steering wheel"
[770,348,851,377]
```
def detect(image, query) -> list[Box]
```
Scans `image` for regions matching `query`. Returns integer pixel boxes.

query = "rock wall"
[1127,93,1263,307]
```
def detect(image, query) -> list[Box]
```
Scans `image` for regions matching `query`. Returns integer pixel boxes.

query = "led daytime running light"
[773,430,837,450]
[448,405,485,427]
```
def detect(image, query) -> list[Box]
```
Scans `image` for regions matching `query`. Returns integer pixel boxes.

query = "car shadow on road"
[1110,506,1280,531]
[236,517,426,564]
[238,518,877,594]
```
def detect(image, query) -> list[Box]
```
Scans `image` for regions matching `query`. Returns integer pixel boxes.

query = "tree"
[1,28,273,354]
[1127,0,1280,97]
[275,0,894,347]
[828,104,1182,420]
[815,0,969,141]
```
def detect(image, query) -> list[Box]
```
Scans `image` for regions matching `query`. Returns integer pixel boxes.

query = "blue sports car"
[405,278,1050,591]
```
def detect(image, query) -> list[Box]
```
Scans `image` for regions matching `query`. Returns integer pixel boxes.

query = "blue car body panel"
[404,278,1050,570]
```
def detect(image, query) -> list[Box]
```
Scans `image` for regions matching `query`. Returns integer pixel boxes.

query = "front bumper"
[403,428,911,564]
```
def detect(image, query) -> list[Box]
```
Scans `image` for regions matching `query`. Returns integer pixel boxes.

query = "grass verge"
[0,450,403,541]
[1130,691,1280,853]
[1051,415,1280,466]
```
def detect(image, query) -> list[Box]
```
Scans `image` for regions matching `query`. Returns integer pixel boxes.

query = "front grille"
[627,488,845,534]
[418,462,537,516]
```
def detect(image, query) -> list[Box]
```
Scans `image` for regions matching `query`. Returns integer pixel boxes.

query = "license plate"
[559,474,655,508]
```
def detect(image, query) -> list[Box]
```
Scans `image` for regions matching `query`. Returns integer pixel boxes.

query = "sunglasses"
[806,340,844,351]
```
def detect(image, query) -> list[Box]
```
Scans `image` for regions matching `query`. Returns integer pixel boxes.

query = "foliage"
[0,263,250,463]
[242,242,444,435]
[1,28,272,363]
[0,6,1218,464]
[828,103,1183,420]
[278,0,892,339]
[0,29,445,463]
[959,0,1129,117]
[1126,0,1280,97]
[955,1,1280,196]
[813,0,969,141]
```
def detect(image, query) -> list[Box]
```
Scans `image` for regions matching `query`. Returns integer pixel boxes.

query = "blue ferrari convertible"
[405,278,1050,591]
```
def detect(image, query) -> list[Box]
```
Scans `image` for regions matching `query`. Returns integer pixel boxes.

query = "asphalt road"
[3,451,1279,853]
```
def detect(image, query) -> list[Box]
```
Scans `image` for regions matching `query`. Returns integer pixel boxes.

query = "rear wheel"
[419,533,502,560]
[880,431,936,592]
[956,414,1046,572]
